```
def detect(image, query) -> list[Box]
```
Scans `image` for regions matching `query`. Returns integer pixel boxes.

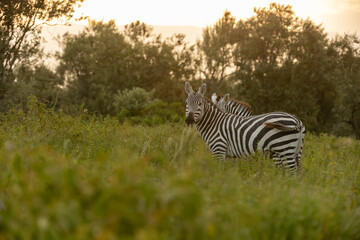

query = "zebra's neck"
[195,102,227,141]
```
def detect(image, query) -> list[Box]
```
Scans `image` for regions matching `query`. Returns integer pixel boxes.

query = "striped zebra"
[213,92,305,168]
[185,82,305,172]
[211,93,253,117]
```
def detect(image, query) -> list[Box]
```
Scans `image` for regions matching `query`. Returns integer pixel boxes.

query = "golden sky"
[72,0,360,34]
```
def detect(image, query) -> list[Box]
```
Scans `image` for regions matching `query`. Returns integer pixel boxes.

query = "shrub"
[113,88,184,125]
[141,100,184,125]
[113,87,155,117]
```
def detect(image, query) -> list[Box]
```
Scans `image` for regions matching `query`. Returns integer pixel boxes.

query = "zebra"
[211,93,253,117]
[185,82,305,173]
[212,92,305,169]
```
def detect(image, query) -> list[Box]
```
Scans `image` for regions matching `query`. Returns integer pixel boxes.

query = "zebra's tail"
[264,122,301,132]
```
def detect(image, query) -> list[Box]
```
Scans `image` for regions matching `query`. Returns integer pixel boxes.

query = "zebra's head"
[185,82,207,126]
[215,93,230,112]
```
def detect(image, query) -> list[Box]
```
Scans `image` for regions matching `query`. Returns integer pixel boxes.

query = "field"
[0,101,360,239]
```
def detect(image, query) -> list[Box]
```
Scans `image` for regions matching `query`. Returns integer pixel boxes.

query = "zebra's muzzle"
[185,112,195,126]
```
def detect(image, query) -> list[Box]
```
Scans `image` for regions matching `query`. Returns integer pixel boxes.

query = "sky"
[71,0,360,34]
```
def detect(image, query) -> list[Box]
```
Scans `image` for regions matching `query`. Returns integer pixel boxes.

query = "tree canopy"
[57,20,194,115]
[0,0,84,109]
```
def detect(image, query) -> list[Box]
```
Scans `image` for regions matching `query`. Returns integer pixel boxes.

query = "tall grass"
[0,98,359,239]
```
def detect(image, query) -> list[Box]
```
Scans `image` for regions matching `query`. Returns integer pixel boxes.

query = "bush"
[141,100,184,125]
[113,88,184,125]
[113,87,155,117]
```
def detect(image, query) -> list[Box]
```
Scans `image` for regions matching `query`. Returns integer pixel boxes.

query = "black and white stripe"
[212,93,253,117]
[185,82,305,173]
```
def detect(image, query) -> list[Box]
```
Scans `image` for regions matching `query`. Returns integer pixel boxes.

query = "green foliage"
[113,88,184,125]
[0,99,360,239]
[113,87,155,116]
[57,20,132,115]
[330,34,360,138]
[3,64,62,110]
[195,3,359,136]
[195,11,237,93]
[0,0,84,103]
[230,4,336,133]
[141,100,184,125]
[57,20,193,115]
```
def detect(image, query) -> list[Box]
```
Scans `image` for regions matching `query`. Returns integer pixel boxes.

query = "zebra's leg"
[273,157,284,168]
[284,137,304,174]
[295,146,303,172]
[210,142,227,162]
[270,152,299,174]
[212,147,227,162]
[292,129,305,173]
[282,155,301,174]
[267,151,284,168]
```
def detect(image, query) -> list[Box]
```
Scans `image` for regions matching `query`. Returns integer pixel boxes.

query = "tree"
[57,20,131,114]
[289,19,337,132]
[57,20,194,115]
[232,3,336,132]
[3,64,61,109]
[122,21,195,102]
[195,11,237,93]
[331,34,360,138]
[0,0,84,110]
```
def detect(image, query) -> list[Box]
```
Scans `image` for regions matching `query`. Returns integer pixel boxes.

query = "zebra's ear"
[211,93,217,104]
[223,93,230,103]
[198,83,207,96]
[185,82,193,94]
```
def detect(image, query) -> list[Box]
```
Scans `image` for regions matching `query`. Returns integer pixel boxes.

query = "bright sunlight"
[71,0,360,33]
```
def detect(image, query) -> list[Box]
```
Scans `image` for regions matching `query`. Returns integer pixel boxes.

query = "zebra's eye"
[199,102,202,106]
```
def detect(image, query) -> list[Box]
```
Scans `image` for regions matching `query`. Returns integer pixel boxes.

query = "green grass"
[0,100,360,239]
